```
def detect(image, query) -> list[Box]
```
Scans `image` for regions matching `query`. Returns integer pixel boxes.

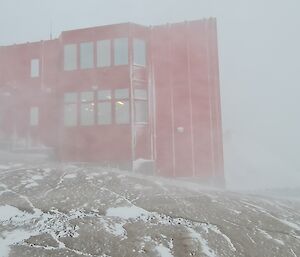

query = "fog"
[1,0,299,190]
[1,1,300,255]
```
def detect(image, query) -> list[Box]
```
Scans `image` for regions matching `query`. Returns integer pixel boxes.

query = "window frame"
[64,92,78,127]
[133,39,147,66]
[114,88,130,124]
[30,106,39,126]
[97,89,112,125]
[97,40,111,68]
[30,59,40,78]
[80,42,94,70]
[80,91,95,126]
[64,44,77,71]
[113,38,129,66]
[134,88,148,123]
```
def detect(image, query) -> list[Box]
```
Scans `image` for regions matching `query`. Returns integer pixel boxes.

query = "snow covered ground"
[0,154,299,256]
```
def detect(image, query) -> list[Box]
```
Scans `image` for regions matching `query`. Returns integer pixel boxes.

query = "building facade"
[0,19,224,183]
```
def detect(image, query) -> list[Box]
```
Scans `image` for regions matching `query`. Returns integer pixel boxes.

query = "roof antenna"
[50,20,53,40]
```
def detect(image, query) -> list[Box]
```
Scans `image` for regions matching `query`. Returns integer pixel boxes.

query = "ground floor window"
[64,92,78,127]
[30,107,39,126]
[97,90,112,125]
[115,89,130,124]
[80,91,95,126]
[63,89,132,127]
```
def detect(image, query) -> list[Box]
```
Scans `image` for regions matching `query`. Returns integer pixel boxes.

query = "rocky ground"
[0,153,299,257]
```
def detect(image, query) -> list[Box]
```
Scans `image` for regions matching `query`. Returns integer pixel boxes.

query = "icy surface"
[106,205,149,219]
[155,244,174,257]
[0,160,299,256]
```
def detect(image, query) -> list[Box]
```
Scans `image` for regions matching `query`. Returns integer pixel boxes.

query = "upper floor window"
[115,88,129,124]
[80,42,94,69]
[80,91,95,126]
[133,39,146,66]
[30,59,39,78]
[30,107,39,126]
[97,40,111,67]
[114,38,128,65]
[64,92,78,127]
[64,44,77,71]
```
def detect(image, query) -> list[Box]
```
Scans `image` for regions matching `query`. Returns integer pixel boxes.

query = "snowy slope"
[0,161,299,257]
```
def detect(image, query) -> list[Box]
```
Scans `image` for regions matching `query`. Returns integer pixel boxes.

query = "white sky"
[0,0,299,189]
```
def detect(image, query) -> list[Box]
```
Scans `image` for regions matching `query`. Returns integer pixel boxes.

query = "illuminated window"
[64,44,77,71]
[134,89,148,123]
[80,42,94,69]
[97,40,111,67]
[133,39,146,66]
[114,38,128,65]
[30,59,39,78]
[30,107,39,126]
[80,91,95,126]
[64,92,78,127]
[115,89,129,124]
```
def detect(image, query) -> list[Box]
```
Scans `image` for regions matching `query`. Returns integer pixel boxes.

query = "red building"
[0,19,224,183]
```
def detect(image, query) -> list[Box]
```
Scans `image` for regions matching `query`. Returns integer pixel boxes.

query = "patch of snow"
[0,205,26,221]
[0,205,87,256]
[155,244,174,257]
[290,249,297,257]
[279,219,300,231]
[133,158,150,171]
[167,239,174,250]
[86,172,100,180]
[0,229,33,257]
[106,206,149,220]
[64,173,77,179]
[25,181,39,188]
[258,229,285,245]
[209,225,236,251]
[102,219,127,237]
[31,175,43,180]
[42,168,52,173]
[188,228,217,257]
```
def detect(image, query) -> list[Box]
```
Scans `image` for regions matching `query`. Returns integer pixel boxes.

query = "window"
[31,59,39,78]
[135,101,148,123]
[97,40,111,67]
[97,90,112,125]
[80,42,94,69]
[134,88,147,100]
[30,107,39,126]
[64,44,77,71]
[114,38,128,65]
[80,91,95,126]
[134,89,148,123]
[98,102,112,125]
[133,39,146,66]
[115,88,129,124]
[115,88,129,99]
[64,92,77,127]
[98,90,111,100]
